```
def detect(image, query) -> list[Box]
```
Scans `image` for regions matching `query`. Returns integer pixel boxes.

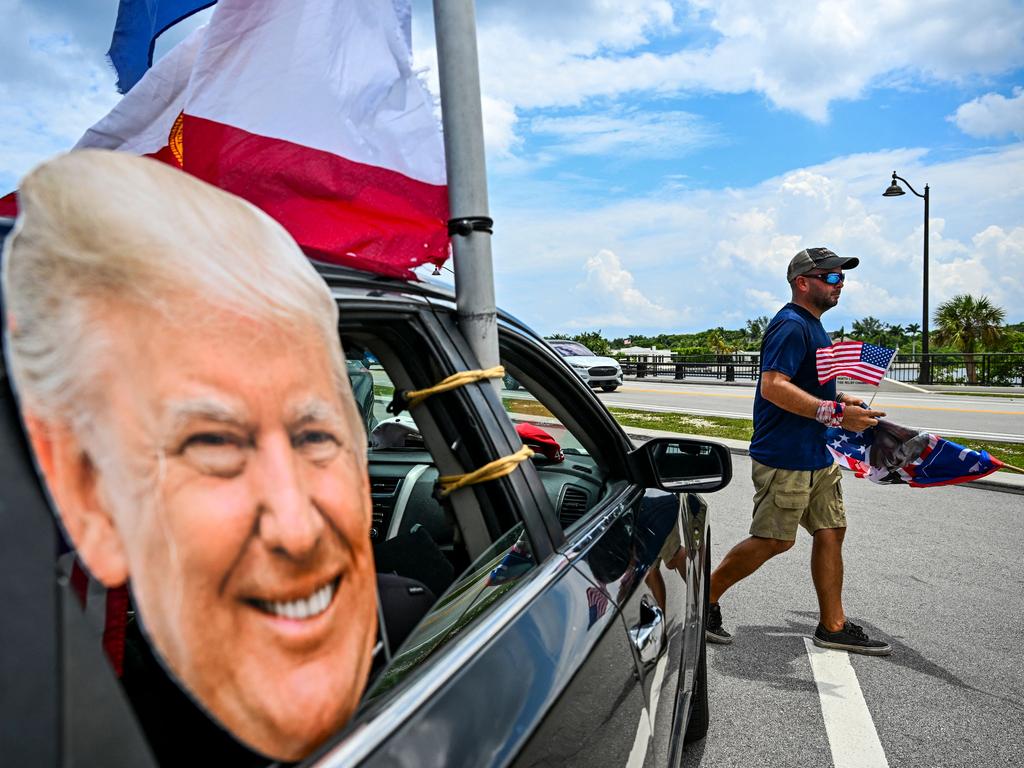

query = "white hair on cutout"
[2,150,351,432]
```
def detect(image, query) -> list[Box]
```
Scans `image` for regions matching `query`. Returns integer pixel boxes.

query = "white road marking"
[804,638,889,768]
[625,653,669,768]
[625,708,651,768]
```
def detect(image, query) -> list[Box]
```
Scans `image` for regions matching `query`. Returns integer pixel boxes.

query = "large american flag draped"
[817,341,897,385]
[826,420,1004,487]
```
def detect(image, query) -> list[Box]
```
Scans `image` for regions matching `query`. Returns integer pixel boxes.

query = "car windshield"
[550,341,593,357]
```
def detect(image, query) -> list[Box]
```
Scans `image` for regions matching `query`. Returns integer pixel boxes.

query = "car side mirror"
[629,437,732,493]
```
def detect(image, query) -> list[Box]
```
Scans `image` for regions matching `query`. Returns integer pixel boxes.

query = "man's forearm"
[761,377,821,418]
[761,373,885,431]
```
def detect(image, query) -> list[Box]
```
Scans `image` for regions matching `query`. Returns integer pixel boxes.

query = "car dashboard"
[367,448,606,558]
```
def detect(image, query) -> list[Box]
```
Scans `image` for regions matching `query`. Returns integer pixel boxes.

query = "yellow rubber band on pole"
[404,365,506,410]
[437,445,535,497]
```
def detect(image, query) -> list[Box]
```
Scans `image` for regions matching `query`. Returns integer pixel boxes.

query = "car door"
[495,323,699,767]
[305,297,652,768]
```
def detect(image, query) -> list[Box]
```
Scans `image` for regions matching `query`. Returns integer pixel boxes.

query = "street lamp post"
[883,171,930,384]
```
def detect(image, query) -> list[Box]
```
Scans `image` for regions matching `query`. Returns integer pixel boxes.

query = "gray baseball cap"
[787,247,859,282]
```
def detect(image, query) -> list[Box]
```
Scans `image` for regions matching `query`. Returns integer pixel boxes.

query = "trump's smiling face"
[85,302,376,760]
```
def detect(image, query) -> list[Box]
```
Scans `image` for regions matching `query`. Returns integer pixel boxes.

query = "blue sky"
[3,0,1023,337]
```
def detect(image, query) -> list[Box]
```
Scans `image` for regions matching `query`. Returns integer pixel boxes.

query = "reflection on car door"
[346,548,651,768]
[497,327,690,766]
[510,493,654,768]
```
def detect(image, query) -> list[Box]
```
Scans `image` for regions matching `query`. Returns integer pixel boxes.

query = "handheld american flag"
[816,341,896,385]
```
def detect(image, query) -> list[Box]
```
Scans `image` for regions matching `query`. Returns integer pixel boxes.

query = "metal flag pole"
[432,0,500,390]
[866,345,899,409]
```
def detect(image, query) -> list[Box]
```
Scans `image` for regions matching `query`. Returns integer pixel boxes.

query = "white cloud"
[529,108,717,157]
[931,224,1024,310]
[0,1,215,189]
[745,287,787,314]
[444,0,1024,130]
[950,87,1024,138]
[481,95,521,157]
[403,0,1024,166]
[0,33,119,189]
[491,144,1024,334]
[573,249,682,327]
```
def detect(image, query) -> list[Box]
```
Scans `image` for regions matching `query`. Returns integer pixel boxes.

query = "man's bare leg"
[709,535,794,604]
[811,526,846,631]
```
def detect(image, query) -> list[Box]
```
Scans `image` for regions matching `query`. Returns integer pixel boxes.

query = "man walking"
[706,247,892,655]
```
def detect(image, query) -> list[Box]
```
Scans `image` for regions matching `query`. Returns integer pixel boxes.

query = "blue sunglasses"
[804,272,845,285]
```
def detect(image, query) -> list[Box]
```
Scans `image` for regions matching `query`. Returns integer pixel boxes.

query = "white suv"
[548,339,623,392]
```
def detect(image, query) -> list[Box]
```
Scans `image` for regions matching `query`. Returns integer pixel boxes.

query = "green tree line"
[550,294,1024,358]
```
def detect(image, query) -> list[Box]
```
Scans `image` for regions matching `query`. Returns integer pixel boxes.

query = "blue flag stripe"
[107,0,216,94]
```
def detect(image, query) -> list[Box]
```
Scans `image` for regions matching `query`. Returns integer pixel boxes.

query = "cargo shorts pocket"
[774,490,809,510]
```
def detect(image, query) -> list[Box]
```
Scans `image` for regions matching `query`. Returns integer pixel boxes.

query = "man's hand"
[840,403,886,432]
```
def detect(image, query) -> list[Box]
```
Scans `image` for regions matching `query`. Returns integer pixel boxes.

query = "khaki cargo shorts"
[749,459,846,541]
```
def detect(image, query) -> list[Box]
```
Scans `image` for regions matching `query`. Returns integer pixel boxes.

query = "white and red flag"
[816,341,896,386]
[2,0,449,279]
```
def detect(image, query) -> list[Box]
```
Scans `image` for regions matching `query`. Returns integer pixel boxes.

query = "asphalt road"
[682,455,1024,768]
[595,382,1024,444]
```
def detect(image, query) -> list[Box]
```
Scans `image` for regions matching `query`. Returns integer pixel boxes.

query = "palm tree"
[886,324,905,349]
[706,328,736,354]
[851,316,886,345]
[932,295,1006,384]
[744,316,770,345]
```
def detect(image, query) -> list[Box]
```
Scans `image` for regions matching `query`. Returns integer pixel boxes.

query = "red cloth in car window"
[515,423,564,463]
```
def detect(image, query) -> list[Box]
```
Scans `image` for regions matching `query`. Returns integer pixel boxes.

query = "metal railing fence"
[617,353,1024,386]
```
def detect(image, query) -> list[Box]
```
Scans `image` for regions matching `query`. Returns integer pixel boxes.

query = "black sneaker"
[813,620,892,656]
[705,602,733,644]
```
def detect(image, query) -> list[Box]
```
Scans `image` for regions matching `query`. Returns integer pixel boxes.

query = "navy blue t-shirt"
[749,303,836,470]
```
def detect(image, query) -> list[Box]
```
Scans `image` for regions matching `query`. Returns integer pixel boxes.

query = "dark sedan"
[1,218,731,767]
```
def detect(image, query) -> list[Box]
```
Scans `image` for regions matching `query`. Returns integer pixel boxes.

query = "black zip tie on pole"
[447,216,494,237]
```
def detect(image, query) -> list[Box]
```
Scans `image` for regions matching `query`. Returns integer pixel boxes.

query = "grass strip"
[609,407,754,442]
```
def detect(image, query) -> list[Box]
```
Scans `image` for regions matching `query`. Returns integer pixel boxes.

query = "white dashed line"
[804,638,889,768]
[626,653,668,768]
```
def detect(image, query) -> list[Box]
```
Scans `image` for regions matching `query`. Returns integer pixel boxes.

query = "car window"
[363,522,532,701]
[549,340,594,357]
[498,334,633,535]
[335,327,545,718]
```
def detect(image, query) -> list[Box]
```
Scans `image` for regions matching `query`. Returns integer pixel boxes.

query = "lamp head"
[883,172,906,197]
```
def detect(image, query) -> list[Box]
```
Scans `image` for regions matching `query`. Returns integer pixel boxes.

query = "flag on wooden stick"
[817,341,896,385]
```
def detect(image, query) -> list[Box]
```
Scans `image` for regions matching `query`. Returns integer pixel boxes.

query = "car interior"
[339,328,617,701]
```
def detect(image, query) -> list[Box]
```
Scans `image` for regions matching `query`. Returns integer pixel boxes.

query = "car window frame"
[328,290,574,689]
[498,324,634,480]
[496,323,645,546]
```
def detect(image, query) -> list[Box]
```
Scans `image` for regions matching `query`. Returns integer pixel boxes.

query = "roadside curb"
[619,424,1024,496]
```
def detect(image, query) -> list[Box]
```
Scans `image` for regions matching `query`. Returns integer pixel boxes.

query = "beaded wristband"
[829,401,845,427]
[815,400,845,427]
